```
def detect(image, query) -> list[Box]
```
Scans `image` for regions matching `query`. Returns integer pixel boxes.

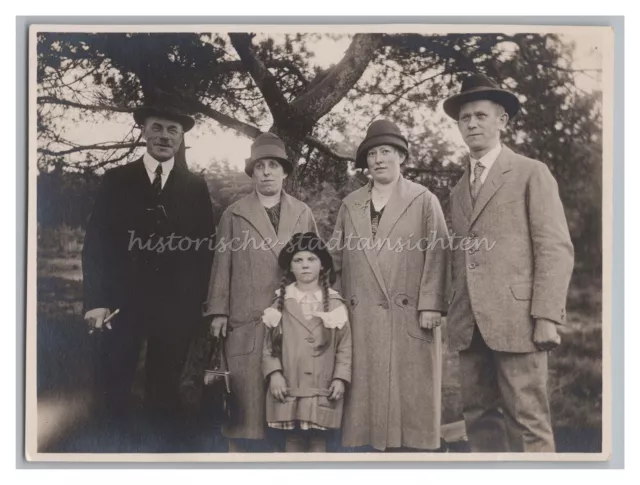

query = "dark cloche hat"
[355,119,409,170]
[245,132,294,177]
[443,73,520,120]
[278,232,336,284]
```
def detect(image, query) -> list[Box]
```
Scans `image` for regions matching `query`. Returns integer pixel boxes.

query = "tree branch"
[216,59,309,86]
[38,96,134,113]
[229,33,291,122]
[304,135,352,162]
[38,141,145,156]
[292,34,383,121]
[186,99,263,139]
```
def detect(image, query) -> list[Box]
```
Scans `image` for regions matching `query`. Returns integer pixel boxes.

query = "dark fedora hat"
[355,119,409,170]
[443,73,520,120]
[133,104,195,132]
[278,232,336,284]
[245,132,293,177]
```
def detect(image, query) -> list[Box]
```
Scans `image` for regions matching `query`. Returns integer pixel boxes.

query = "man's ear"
[499,112,510,131]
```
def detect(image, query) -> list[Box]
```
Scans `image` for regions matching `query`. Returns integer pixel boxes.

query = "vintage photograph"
[27,24,612,461]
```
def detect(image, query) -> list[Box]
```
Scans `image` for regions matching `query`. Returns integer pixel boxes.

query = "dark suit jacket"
[447,145,574,353]
[82,158,215,336]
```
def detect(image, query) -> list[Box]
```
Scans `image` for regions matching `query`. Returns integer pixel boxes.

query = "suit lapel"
[454,157,473,223]
[160,163,184,199]
[373,176,424,251]
[232,191,279,257]
[344,185,390,301]
[132,158,156,201]
[469,146,513,227]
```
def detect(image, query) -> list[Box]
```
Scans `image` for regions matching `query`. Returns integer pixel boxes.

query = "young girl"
[261,232,352,452]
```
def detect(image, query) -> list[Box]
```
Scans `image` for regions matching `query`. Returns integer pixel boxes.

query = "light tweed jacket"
[447,145,575,353]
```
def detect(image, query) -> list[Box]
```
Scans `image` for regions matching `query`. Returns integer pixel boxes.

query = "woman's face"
[366,144,404,184]
[290,251,322,284]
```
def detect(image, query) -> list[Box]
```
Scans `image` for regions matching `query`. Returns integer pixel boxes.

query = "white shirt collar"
[470,143,502,183]
[143,151,175,176]
[283,283,338,303]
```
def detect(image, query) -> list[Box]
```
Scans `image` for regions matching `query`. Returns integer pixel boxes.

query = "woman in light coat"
[203,133,317,452]
[330,119,450,451]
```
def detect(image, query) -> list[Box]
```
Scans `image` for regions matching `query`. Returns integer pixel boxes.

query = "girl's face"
[290,251,322,285]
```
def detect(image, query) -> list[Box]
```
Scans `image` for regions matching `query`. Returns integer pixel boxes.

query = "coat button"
[305,336,315,343]
[402,298,409,305]
[468,232,476,239]
[468,262,477,269]
[468,248,476,255]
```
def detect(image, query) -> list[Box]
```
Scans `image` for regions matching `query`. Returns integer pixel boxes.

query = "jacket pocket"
[395,294,434,343]
[225,318,259,357]
[510,283,533,300]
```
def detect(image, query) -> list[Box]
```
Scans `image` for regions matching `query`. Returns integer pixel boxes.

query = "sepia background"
[34,27,604,453]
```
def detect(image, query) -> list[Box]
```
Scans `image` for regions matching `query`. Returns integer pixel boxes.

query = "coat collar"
[469,144,514,226]
[342,176,426,300]
[453,145,515,228]
[231,190,305,257]
[284,298,322,333]
[372,176,426,246]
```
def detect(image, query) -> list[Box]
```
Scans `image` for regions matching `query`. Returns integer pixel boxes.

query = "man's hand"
[210,315,228,338]
[419,311,442,330]
[84,308,111,333]
[269,371,288,403]
[328,379,346,401]
[533,318,561,351]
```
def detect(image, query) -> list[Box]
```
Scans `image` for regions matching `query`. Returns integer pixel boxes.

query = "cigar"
[88,309,120,334]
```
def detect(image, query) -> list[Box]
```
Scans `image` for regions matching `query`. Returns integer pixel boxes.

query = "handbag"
[179,331,211,415]
[201,336,236,425]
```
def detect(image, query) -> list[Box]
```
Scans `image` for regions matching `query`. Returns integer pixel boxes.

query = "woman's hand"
[328,379,345,401]
[269,371,288,403]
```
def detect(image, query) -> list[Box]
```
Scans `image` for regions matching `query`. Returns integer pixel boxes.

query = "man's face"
[252,158,287,196]
[141,116,184,162]
[458,100,508,157]
[366,144,405,184]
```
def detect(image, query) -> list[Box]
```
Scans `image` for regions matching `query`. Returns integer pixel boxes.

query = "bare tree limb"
[292,34,383,120]
[216,59,310,86]
[305,135,352,162]
[187,99,263,139]
[229,33,291,121]
[38,141,145,156]
[38,96,134,113]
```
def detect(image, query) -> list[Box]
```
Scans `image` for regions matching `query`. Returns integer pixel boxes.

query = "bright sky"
[44,31,604,173]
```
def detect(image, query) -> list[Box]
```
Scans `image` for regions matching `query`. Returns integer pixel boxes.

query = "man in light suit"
[444,74,574,452]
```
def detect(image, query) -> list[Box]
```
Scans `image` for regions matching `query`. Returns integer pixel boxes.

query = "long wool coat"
[330,176,450,451]
[262,289,352,430]
[203,190,317,440]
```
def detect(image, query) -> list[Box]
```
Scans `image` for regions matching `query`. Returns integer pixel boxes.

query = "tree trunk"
[175,140,188,169]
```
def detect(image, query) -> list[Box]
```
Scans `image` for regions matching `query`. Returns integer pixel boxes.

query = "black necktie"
[152,164,163,196]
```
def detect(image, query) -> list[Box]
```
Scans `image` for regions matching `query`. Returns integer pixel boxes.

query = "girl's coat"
[262,286,352,430]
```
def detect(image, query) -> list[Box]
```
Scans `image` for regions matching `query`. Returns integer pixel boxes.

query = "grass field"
[35,226,603,452]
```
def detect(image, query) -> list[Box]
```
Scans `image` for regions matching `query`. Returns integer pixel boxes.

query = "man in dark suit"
[444,74,574,452]
[82,105,214,448]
